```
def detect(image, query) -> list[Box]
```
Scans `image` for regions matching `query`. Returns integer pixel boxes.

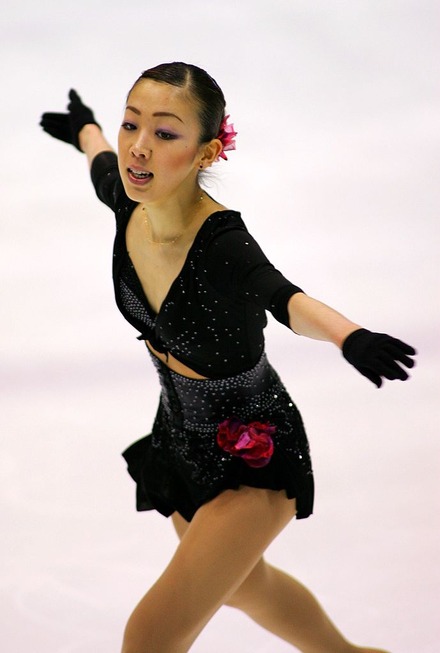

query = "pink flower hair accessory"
[216,416,275,468]
[216,114,237,161]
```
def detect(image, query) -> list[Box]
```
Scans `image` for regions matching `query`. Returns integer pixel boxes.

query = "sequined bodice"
[91,152,303,378]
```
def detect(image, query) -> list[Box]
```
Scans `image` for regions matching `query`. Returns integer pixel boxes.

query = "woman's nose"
[130,138,152,159]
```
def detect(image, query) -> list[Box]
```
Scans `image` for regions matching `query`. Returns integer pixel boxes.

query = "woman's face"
[118,79,205,204]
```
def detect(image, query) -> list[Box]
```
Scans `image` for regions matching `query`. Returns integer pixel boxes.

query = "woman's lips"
[127,167,154,186]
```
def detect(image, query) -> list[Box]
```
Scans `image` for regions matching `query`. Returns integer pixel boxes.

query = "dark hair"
[129,62,226,144]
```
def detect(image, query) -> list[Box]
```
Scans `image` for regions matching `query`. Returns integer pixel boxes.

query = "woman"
[40,62,416,653]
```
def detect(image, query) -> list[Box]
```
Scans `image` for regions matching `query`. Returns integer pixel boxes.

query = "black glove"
[342,328,416,388]
[40,89,100,151]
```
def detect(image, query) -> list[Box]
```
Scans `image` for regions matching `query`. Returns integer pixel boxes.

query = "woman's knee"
[225,557,270,611]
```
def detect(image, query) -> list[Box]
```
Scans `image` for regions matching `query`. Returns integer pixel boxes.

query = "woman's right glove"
[342,328,416,388]
[40,89,100,152]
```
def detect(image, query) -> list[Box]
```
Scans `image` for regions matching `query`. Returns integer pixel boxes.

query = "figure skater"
[40,62,416,653]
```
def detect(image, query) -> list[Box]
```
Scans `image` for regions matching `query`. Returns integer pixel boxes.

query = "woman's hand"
[40,89,115,166]
[40,89,101,151]
[288,293,416,386]
[342,328,416,387]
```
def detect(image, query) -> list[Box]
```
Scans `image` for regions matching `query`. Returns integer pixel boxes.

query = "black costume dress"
[91,152,314,521]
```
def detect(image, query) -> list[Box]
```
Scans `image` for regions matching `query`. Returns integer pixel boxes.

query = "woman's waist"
[154,352,282,425]
[145,340,209,380]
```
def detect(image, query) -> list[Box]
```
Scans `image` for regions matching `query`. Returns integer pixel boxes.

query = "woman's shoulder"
[193,209,261,267]
[198,209,247,241]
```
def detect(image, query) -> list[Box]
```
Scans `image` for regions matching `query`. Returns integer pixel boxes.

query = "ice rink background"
[1,1,439,651]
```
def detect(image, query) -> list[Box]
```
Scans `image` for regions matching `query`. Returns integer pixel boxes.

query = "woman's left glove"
[40,89,101,152]
[342,328,416,388]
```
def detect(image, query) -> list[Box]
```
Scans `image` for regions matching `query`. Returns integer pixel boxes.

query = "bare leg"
[173,511,390,653]
[121,487,297,653]
[225,559,389,653]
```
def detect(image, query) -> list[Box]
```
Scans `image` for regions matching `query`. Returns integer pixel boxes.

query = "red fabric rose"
[216,115,237,161]
[216,417,275,468]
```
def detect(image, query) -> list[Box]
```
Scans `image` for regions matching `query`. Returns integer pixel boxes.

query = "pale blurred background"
[1,1,439,651]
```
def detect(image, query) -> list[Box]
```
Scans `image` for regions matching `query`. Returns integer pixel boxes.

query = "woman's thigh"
[172,489,295,611]
[168,487,296,606]
[172,487,296,538]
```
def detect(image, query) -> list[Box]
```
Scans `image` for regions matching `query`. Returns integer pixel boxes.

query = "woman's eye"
[121,121,136,131]
[156,130,177,140]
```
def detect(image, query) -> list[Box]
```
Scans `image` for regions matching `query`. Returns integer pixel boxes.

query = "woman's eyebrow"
[126,105,183,123]
[126,105,141,115]
[153,111,184,123]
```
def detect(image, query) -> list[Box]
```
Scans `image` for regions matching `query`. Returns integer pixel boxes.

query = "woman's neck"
[141,186,206,244]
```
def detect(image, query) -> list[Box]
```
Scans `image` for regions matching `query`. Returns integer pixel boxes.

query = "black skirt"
[122,352,314,522]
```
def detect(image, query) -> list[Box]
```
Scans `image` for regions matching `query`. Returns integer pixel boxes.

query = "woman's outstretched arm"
[287,292,416,387]
[78,123,114,168]
[287,292,360,348]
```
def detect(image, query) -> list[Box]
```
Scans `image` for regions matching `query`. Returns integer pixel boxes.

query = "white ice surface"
[1,1,439,651]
